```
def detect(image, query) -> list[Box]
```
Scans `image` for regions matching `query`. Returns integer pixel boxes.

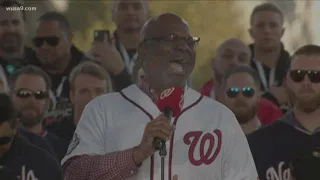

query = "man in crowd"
[31,11,87,125]
[62,12,257,180]
[201,38,282,125]
[46,61,113,143]
[9,65,68,160]
[248,45,320,180]
[0,0,34,76]
[221,66,262,134]
[0,93,63,180]
[89,0,148,89]
[249,2,291,108]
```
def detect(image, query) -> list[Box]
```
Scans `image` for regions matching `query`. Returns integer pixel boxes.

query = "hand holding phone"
[90,30,125,75]
[94,30,111,43]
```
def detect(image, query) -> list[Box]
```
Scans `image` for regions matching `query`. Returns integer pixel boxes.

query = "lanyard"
[255,61,275,91]
[118,42,138,75]
[55,76,67,98]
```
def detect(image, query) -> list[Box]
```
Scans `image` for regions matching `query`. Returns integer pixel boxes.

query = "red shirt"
[200,79,282,125]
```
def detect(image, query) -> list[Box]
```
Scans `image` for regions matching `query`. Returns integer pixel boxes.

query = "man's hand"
[90,36,125,75]
[132,115,173,166]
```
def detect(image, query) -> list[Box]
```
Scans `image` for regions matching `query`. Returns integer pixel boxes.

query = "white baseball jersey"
[62,85,258,180]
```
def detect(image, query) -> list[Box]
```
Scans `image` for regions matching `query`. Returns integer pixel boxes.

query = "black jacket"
[46,114,76,143]
[249,44,291,108]
[248,111,320,180]
[0,135,63,180]
[18,128,57,159]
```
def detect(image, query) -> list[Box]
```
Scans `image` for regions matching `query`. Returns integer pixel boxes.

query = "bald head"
[138,12,196,91]
[216,38,251,57]
[213,38,252,82]
[140,13,189,41]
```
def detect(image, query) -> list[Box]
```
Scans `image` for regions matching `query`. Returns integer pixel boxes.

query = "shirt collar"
[137,78,187,104]
[282,110,320,134]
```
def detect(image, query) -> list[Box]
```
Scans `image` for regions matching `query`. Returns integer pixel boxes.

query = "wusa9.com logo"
[6,6,36,11]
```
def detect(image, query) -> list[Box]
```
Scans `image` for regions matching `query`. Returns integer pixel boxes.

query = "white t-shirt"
[62,85,258,180]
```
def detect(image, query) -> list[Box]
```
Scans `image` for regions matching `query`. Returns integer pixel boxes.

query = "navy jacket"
[0,135,63,180]
[18,128,57,159]
[248,111,320,180]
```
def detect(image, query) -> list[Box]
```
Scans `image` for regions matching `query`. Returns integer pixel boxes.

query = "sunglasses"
[32,36,59,48]
[290,70,320,83]
[15,88,49,100]
[0,136,13,145]
[226,87,255,98]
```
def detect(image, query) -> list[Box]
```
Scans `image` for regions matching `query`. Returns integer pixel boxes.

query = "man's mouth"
[169,59,187,74]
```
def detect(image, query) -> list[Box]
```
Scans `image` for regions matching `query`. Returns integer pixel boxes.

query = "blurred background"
[24,0,319,89]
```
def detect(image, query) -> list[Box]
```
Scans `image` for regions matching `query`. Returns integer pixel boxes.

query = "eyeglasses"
[290,70,320,83]
[15,88,49,100]
[226,87,255,98]
[32,36,59,48]
[0,136,13,145]
[142,34,200,47]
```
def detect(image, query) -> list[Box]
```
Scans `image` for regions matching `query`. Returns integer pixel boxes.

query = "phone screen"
[94,30,111,42]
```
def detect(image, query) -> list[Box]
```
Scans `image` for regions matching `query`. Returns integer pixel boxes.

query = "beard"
[0,32,23,53]
[288,87,320,113]
[18,107,44,127]
[230,101,258,124]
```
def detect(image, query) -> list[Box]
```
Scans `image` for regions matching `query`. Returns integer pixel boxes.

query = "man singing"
[62,13,257,180]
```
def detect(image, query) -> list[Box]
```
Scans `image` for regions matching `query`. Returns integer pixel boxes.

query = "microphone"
[153,87,184,151]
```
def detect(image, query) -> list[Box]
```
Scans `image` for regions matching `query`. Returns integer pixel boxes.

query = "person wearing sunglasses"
[0,93,63,180]
[9,65,69,161]
[30,11,89,130]
[247,44,320,180]
[221,66,262,135]
[200,38,283,126]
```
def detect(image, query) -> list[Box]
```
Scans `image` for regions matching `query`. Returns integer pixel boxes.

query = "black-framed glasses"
[226,87,255,98]
[15,88,49,100]
[290,70,320,83]
[142,34,200,47]
[32,36,59,48]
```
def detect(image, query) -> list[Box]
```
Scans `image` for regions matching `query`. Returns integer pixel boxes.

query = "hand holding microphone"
[133,114,173,165]
[132,87,183,166]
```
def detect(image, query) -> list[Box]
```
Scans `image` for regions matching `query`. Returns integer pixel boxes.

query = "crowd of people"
[0,0,319,180]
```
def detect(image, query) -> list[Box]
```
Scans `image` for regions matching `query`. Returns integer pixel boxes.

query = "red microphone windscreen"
[157,87,184,117]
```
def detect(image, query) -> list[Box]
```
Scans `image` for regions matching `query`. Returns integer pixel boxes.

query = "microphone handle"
[153,107,173,151]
